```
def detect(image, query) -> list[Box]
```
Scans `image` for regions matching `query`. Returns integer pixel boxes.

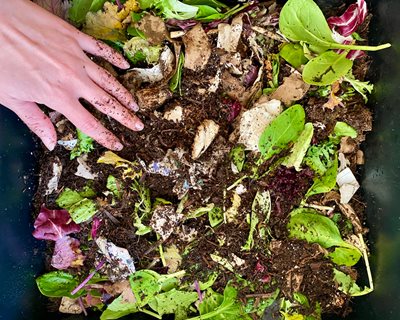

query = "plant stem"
[358,234,374,292]
[331,42,391,52]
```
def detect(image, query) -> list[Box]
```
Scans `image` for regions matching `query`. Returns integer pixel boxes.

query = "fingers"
[61,99,124,151]
[85,62,139,112]
[6,101,57,151]
[84,84,144,132]
[76,32,130,69]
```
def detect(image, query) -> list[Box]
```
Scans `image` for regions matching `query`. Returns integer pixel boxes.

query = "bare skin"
[0,0,143,151]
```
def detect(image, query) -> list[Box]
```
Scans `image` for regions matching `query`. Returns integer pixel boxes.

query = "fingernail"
[114,141,124,151]
[121,60,130,69]
[129,101,139,112]
[135,121,144,131]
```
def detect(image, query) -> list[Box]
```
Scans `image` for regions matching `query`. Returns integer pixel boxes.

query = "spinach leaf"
[36,271,81,298]
[287,209,349,248]
[302,51,353,86]
[258,104,305,161]
[279,0,391,53]
[288,210,362,266]
[305,153,337,198]
[328,246,362,267]
[148,289,198,316]
[279,0,335,52]
[280,43,308,68]
[283,122,314,171]
[100,295,138,320]
[333,269,372,296]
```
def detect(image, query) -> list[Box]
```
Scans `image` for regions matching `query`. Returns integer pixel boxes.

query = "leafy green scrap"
[56,187,97,224]
[70,129,95,160]
[258,104,305,161]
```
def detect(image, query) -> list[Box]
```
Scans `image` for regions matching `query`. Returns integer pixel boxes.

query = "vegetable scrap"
[31,0,390,319]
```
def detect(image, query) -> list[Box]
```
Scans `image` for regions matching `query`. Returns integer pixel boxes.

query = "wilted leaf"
[333,269,372,296]
[51,236,85,270]
[32,206,80,241]
[164,245,182,273]
[283,122,314,171]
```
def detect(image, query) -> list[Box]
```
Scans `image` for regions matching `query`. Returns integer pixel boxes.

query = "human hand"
[0,0,143,151]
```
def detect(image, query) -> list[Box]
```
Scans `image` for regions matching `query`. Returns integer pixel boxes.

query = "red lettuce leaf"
[33,206,80,241]
[327,0,367,37]
[51,236,85,270]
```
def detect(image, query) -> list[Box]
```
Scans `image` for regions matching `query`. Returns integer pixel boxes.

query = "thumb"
[5,101,57,151]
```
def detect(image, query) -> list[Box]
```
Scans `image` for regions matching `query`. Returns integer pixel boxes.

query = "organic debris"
[31,0,388,319]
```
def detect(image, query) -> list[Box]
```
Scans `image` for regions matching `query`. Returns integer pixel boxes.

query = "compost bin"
[0,0,399,319]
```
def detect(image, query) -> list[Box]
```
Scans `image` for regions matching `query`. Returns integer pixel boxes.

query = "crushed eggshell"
[164,105,183,122]
[150,205,183,240]
[96,237,136,281]
[238,99,282,150]
[336,168,360,204]
[58,139,77,150]
[59,297,82,314]
[191,120,220,160]
[126,46,175,85]
[217,14,243,53]
[45,157,62,195]
[183,24,211,71]
[75,155,98,180]
[135,86,172,111]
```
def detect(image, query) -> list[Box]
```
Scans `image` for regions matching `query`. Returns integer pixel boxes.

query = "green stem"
[331,42,391,52]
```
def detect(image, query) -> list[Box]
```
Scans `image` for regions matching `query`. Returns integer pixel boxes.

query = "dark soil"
[33,2,374,319]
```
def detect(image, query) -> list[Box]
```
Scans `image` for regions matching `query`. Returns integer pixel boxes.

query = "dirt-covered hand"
[0,0,143,151]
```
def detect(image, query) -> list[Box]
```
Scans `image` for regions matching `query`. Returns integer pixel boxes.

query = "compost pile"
[32,0,390,319]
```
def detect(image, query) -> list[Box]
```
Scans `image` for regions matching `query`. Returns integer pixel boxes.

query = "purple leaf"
[33,206,80,241]
[91,217,102,240]
[51,236,85,270]
[243,65,259,87]
[327,0,367,37]
[166,19,197,31]
[224,99,242,122]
